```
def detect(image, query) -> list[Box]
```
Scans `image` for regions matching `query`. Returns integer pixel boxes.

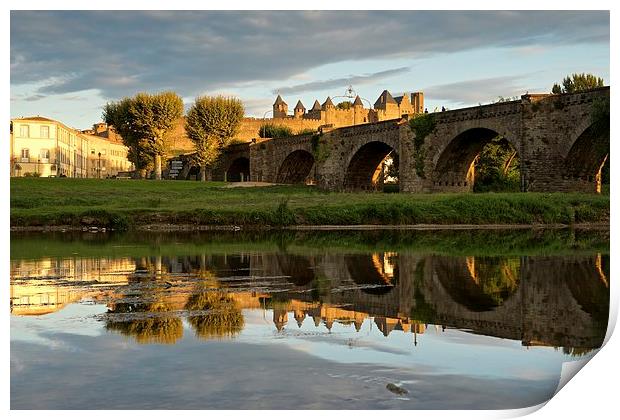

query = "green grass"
[10,229,609,260]
[10,178,610,229]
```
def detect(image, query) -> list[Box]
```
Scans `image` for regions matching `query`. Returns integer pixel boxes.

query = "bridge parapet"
[433,100,522,125]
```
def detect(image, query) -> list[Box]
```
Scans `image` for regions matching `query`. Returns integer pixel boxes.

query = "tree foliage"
[258,123,293,139]
[552,73,604,94]
[474,137,520,192]
[385,153,399,181]
[185,96,245,171]
[336,101,353,110]
[103,91,183,178]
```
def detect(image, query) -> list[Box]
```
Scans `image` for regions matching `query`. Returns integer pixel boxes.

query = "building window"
[40,126,49,138]
[20,125,29,138]
[40,149,50,162]
[21,148,30,161]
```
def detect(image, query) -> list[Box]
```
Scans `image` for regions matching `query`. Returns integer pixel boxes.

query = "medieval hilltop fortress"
[230,90,425,143]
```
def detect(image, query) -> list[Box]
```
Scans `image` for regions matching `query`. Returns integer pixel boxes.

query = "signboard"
[169,160,184,179]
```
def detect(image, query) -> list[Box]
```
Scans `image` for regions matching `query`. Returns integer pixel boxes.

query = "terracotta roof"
[12,116,56,122]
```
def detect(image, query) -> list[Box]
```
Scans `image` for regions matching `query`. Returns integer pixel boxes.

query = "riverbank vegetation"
[10,228,609,260]
[11,178,609,230]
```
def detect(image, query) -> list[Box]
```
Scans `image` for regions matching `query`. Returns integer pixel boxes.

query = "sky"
[10,10,610,130]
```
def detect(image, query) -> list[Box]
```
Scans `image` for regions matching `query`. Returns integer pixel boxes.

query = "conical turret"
[293,100,306,119]
[322,96,335,110]
[311,99,322,111]
[273,95,288,118]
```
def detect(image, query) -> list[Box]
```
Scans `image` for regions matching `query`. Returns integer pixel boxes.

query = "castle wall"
[237,117,323,141]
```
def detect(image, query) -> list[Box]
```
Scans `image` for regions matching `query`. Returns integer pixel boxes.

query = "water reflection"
[186,287,245,339]
[10,234,609,354]
[434,256,520,311]
[10,230,611,409]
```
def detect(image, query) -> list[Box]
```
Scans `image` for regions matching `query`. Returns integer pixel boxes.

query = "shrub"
[258,123,293,138]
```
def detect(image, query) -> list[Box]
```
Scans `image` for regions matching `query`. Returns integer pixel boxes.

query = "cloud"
[273,67,411,95]
[424,75,535,105]
[23,94,46,102]
[10,11,609,100]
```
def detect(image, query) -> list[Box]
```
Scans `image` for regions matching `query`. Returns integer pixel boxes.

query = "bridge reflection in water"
[10,248,609,355]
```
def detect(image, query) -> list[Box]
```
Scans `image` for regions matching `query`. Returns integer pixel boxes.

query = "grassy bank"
[10,178,610,229]
[10,229,610,260]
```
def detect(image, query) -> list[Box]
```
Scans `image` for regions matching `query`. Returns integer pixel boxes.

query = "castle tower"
[411,92,424,114]
[322,96,335,110]
[353,95,364,125]
[394,93,414,116]
[273,95,288,119]
[374,90,399,120]
[293,100,306,119]
[311,100,322,112]
[322,96,335,124]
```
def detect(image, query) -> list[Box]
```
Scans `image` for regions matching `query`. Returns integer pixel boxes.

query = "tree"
[185,96,245,181]
[103,91,183,179]
[551,73,604,94]
[103,98,148,178]
[258,123,293,139]
[474,137,520,192]
[336,101,352,110]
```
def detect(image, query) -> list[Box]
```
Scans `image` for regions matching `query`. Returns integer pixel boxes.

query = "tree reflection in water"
[436,256,520,312]
[105,300,184,345]
[185,284,244,339]
[466,257,520,307]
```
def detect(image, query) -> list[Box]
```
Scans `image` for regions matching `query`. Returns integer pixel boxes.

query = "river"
[10,229,609,409]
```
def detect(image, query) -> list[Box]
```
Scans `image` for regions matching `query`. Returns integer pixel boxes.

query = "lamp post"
[262,110,272,138]
[332,85,372,109]
[98,152,101,179]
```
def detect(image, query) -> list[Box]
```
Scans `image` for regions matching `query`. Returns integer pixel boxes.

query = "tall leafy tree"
[552,73,605,94]
[185,96,245,181]
[103,98,149,178]
[103,92,183,179]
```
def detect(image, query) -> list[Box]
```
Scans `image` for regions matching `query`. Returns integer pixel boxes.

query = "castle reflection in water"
[10,249,609,354]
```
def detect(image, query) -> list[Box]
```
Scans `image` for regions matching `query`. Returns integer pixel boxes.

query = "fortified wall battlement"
[163,89,426,151]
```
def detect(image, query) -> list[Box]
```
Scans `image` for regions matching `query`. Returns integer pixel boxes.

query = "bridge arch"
[277,254,316,286]
[226,157,250,182]
[276,150,315,184]
[432,127,521,192]
[344,141,397,191]
[432,256,521,312]
[346,252,398,295]
[563,122,609,193]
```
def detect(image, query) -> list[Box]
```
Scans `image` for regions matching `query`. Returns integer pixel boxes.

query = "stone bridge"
[210,87,609,192]
[250,252,609,349]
